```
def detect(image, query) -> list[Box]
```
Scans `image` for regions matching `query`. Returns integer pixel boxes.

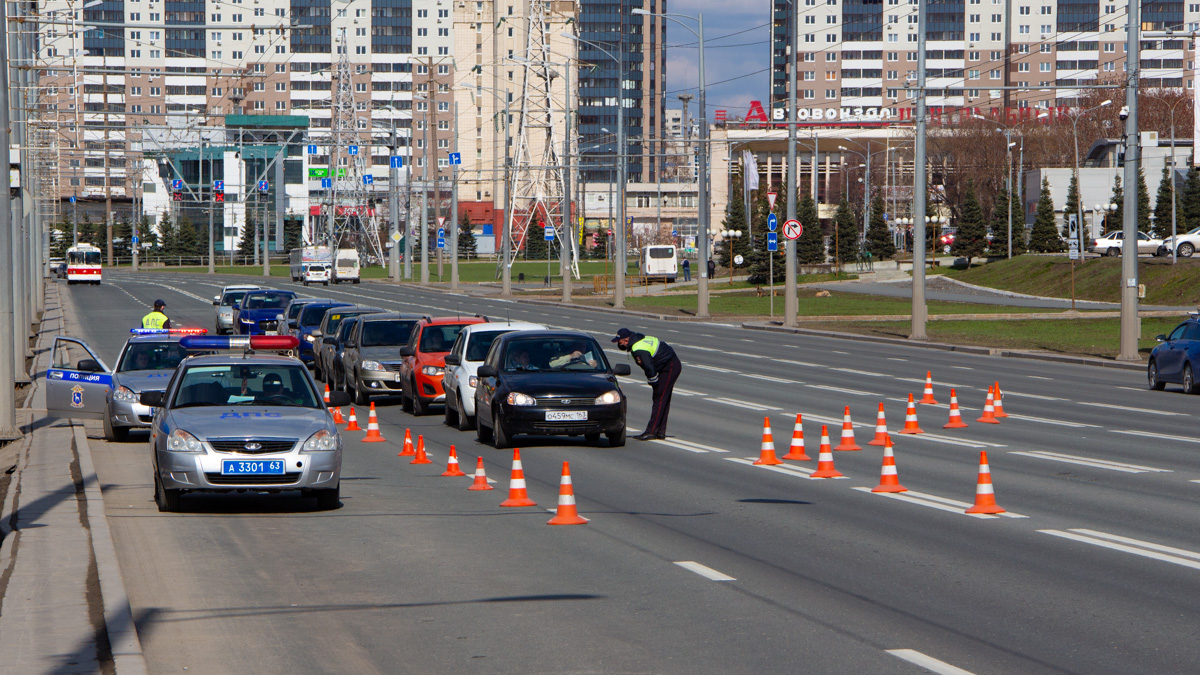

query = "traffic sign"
[437,217,445,227]
[783,219,803,240]
[321,178,332,189]
[544,226,555,241]
[436,238,446,249]
[767,192,777,211]
[766,231,778,251]
[69,196,76,204]
[172,179,183,190]
[307,144,318,155]
[671,230,678,237]
[213,180,224,191]
[733,254,744,266]
[214,192,225,203]
[258,180,269,192]
[131,236,139,244]
[348,145,359,156]
[390,156,404,169]
[767,213,778,232]
[448,152,461,165]
[437,228,445,239]
[391,231,402,242]
[363,174,374,185]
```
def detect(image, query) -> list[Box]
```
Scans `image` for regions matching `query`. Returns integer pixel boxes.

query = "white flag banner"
[742,150,760,191]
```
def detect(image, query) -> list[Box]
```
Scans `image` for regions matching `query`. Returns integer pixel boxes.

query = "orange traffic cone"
[467,457,494,491]
[867,402,891,446]
[332,406,345,425]
[992,382,1008,418]
[398,428,415,456]
[753,417,782,465]
[500,448,537,507]
[871,437,907,493]
[965,450,1006,514]
[410,434,432,463]
[323,384,331,405]
[441,445,467,477]
[362,402,386,442]
[943,388,969,429]
[547,462,589,525]
[344,407,361,431]
[834,406,861,451]
[976,385,999,424]
[897,394,924,434]
[919,371,939,404]
[811,426,844,478]
[781,413,811,461]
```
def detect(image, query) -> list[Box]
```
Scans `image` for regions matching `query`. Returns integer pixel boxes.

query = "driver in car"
[508,346,537,371]
[256,373,301,405]
[548,341,598,369]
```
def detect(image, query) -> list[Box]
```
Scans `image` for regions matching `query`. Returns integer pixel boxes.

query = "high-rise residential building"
[770,0,1194,121]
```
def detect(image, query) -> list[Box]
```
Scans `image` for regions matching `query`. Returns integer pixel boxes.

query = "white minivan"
[640,245,678,282]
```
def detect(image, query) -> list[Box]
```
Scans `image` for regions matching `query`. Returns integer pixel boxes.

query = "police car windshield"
[220,291,248,307]
[362,320,417,347]
[503,337,605,373]
[118,343,191,372]
[171,363,319,408]
[244,292,294,310]
[466,330,512,362]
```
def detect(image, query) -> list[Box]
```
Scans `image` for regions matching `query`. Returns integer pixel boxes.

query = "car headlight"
[594,390,621,405]
[302,429,339,453]
[112,385,139,403]
[468,375,478,388]
[361,360,384,372]
[166,429,204,453]
[507,392,536,406]
[422,365,444,376]
[303,334,317,343]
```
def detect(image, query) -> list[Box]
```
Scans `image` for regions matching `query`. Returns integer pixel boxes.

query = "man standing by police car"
[141,299,172,330]
[613,327,682,440]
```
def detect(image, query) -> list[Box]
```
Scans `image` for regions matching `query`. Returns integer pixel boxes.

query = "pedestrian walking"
[612,327,682,440]
[681,258,691,282]
[706,258,716,279]
[141,299,172,330]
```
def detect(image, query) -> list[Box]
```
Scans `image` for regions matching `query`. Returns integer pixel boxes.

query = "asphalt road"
[59,270,1200,674]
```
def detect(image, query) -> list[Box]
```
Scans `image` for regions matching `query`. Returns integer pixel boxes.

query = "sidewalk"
[0,282,146,674]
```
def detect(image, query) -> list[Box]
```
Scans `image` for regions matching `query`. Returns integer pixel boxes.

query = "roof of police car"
[180,353,305,367]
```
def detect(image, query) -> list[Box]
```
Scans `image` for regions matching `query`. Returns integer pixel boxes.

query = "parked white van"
[640,245,678,282]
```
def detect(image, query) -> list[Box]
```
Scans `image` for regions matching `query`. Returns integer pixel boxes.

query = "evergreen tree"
[988,185,1026,257]
[591,229,609,260]
[863,192,895,260]
[175,215,202,259]
[283,217,302,252]
[157,211,177,257]
[1029,178,1063,253]
[794,193,824,264]
[832,198,858,265]
[457,213,478,258]
[112,218,132,260]
[1062,172,1081,226]
[1153,163,1179,240]
[1109,175,1124,235]
[746,232,786,284]
[1181,165,1200,231]
[237,214,256,260]
[717,175,752,267]
[952,181,987,261]
[51,217,73,257]
[135,215,157,252]
[524,218,549,260]
[1136,167,1152,234]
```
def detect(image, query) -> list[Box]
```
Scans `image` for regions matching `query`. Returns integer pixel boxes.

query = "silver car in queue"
[212,285,260,335]
[136,353,352,512]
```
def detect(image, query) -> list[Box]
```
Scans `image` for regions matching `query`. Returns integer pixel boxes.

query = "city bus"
[66,243,103,285]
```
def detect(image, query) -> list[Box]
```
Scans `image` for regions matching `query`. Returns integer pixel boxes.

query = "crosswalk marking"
[1009,450,1171,474]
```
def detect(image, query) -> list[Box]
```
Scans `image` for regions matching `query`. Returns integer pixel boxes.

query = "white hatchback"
[442,321,546,431]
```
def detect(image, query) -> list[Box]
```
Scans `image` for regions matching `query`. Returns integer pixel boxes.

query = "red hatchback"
[398,316,489,415]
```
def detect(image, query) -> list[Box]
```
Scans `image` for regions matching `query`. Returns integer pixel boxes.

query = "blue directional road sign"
[172,179,183,190]
[258,180,269,192]
[544,226,555,241]
[307,144,318,155]
[671,230,678,237]
[766,232,778,252]
[448,152,461,165]
[213,180,224,191]
[363,174,374,185]
[437,228,445,239]
[348,145,359,156]
[131,236,139,244]
[321,178,332,189]
[390,156,404,169]
[767,213,778,232]
[436,238,446,249]
[69,196,76,204]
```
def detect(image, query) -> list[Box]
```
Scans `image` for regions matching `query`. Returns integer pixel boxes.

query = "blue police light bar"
[130,328,209,335]
[179,335,300,351]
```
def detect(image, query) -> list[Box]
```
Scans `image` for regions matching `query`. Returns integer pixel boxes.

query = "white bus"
[66,243,103,285]
[640,245,678,282]
[289,246,333,285]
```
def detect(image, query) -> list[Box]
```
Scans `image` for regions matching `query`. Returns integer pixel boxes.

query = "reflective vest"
[631,335,659,357]
[141,311,169,329]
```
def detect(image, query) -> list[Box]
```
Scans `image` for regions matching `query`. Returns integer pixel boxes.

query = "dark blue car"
[294,301,351,365]
[1148,317,1200,393]
[234,290,298,336]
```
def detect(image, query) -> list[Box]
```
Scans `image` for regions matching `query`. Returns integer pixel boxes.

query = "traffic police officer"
[141,299,172,330]
[613,327,682,440]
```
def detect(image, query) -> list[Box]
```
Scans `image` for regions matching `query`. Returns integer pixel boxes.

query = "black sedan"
[1149,317,1200,393]
[474,331,631,448]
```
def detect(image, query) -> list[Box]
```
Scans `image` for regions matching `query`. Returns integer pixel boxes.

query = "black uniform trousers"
[644,356,682,437]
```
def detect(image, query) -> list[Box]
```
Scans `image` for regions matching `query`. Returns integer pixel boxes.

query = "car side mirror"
[612,363,632,376]
[76,358,104,373]
[310,329,322,338]
[477,364,496,378]
[327,391,352,408]
[287,320,298,329]
[444,354,461,366]
[1156,334,1167,342]
[212,297,220,305]
[139,390,164,407]
[323,337,337,345]
[399,346,415,357]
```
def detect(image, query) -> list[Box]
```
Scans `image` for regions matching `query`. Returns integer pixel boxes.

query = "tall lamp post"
[972,111,1048,258]
[1148,94,1188,264]
[1094,202,1117,237]
[1066,100,1112,228]
[720,229,741,282]
[461,84,514,296]
[632,7,708,318]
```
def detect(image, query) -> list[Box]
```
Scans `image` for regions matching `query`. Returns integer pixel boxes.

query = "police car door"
[46,337,113,420]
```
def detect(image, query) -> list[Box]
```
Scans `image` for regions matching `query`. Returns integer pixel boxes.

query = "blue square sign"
[172,179,183,190]
[348,145,359,156]
[307,144,317,155]
[390,156,404,169]
[767,231,778,252]
[363,174,374,185]
[213,180,224,191]
[436,238,446,249]
[544,226,555,241]
[321,178,332,189]
[448,152,461,165]
[258,180,269,192]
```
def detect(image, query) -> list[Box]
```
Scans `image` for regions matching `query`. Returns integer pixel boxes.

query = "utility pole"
[0,0,21,439]
[784,0,798,327]
[11,10,29,374]
[1118,1,1141,360]
[451,101,460,291]
[695,14,711,319]
[501,96,513,296]
[389,120,400,282]
[420,107,430,285]
[562,66,573,304]
[428,59,443,282]
[910,0,929,340]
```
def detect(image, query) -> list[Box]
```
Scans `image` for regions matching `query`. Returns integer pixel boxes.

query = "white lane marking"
[1116,386,1146,392]
[886,650,975,675]
[896,377,970,390]
[950,366,974,370]
[1001,391,1067,401]
[739,373,801,384]
[673,387,707,397]
[1040,529,1200,571]
[677,344,723,353]
[832,350,849,355]
[1003,414,1098,428]
[1028,375,1052,380]
[805,384,875,396]
[778,359,825,368]
[1111,430,1200,445]
[803,411,1002,448]
[887,357,908,362]
[707,397,780,412]
[691,363,737,373]
[674,561,736,581]
[853,488,1027,519]
[829,367,888,377]
[1078,401,1184,416]
[1009,450,1171,474]
[111,278,209,303]
[726,457,837,480]
[652,438,729,454]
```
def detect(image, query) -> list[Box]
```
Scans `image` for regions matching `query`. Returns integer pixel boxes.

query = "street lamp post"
[1094,202,1117,237]
[460,84,514,295]
[720,229,742,283]
[973,112,1049,258]
[1068,100,1113,232]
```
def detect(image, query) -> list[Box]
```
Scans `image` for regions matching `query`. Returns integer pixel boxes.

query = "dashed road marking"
[886,650,975,675]
[1001,391,1066,401]
[950,366,974,370]
[887,357,908,362]
[674,561,736,581]
[805,384,875,396]
[829,367,888,377]
[726,457,832,479]
[1110,429,1200,444]
[777,359,824,368]
[652,438,729,454]
[1028,375,1052,380]
[1078,401,1184,416]
[1003,414,1098,428]
[1040,529,1200,571]
[853,487,1027,519]
[707,397,780,412]
[740,373,801,384]
[1009,450,1171,474]
[691,363,737,373]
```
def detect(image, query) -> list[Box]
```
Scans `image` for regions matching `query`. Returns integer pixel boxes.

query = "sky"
[665,0,772,117]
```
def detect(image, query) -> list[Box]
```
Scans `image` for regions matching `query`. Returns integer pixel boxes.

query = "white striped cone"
[500,448,537,507]
[966,450,1005,514]
[976,385,999,424]
[811,426,844,478]
[834,406,861,451]
[867,402,890,446]
[919,371,938,404]
[754,416,782,465]
[898,393,924,434]
[547,462,588,525]
[781,413,811,461]
[871,438,907,493]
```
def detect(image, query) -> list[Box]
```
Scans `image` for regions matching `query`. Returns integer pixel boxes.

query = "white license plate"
[545,410,587,422]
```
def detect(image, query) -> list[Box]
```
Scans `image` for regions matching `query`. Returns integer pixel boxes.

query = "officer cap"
[611,327,634,343]
[153,299,166,309]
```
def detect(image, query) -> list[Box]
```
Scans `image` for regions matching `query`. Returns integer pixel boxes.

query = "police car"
[46,328,212,442]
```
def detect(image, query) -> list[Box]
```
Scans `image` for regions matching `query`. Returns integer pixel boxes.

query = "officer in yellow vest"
[613,327,682,440]
[141,299,172,330]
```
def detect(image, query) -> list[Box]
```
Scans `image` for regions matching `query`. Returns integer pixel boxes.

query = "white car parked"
[1157,226,1200,258]
[1088,230,1163,257]
[441,321,546,430]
